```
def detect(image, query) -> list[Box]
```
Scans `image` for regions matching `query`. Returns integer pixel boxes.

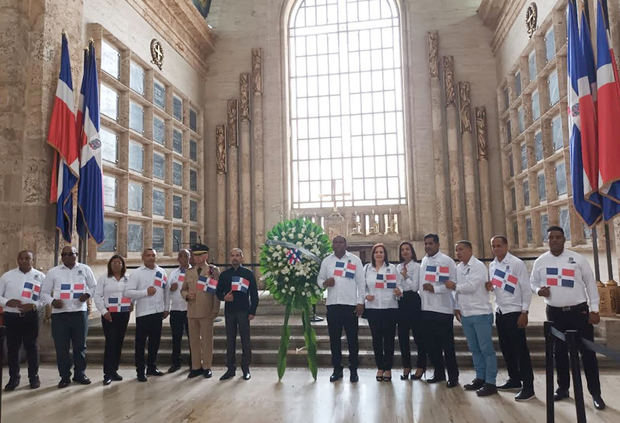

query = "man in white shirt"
[41,246,97,388]
[419,233,459,387]
[167,249,191,373]
[125,248,170,382]
[317,236,364,383]
[446,240,496,396]
[0,250,45,390]
[530,226,605,410]
[487,235,534,401]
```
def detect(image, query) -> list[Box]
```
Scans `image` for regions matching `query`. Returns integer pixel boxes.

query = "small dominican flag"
[153,271,167,288]
[21,282,41,301]
[504,274,519,294]
[107,296,131,312]
[287,248,302,265]
[424,265,450,283]
[375,273,385,289]
[546,267,576,288]
[197,275,218,293]
[58,283,84,300]
[491,268,506,288]
[344,262,356,279]
[334,261,346,277]
[491,268,519,294]
[375,273,397,289]
[232,276,250,293]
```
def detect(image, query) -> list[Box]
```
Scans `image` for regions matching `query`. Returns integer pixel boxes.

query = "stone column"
[458,82,481,256]
[426,32,450,247]
[0,0,85,272]
[251,48,265,264]
[476,107,493,257]
[239,73,253,259]
[216,125,227,263]
[443,56,464,244]
[226,99,240,254]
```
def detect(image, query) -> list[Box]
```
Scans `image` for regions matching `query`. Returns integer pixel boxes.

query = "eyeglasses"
[61,252,76,257]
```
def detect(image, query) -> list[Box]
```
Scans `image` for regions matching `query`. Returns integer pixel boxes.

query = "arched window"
[288,0,407,209]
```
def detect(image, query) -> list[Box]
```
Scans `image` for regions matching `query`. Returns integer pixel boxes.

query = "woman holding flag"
[363,243,401,382]
[93,255,132,385]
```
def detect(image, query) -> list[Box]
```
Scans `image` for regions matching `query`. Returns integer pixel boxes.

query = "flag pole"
[592,226,601,282]
[604,223,614,280]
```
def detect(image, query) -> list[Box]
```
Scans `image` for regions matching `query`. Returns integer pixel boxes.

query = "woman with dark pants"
[364,243,401,382]
[396,241,426,380]
[94,255,132,385]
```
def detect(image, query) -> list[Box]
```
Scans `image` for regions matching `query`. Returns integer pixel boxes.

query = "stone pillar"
[476,107,493,257]
[458,82,481,256]
[226,99,239,254]
[443,56,464,245]
[0,0,85,273]
[426,32,450,247]
[216,125,227,263]
[239,73,253,259]
[251,48,265,264]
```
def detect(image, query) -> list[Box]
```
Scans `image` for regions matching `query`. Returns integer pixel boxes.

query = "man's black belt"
[4,309,37,317]
[547,302,588,312]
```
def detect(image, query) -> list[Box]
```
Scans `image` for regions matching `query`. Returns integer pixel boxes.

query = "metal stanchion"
[566,330,587,423]
[544,321,555,423]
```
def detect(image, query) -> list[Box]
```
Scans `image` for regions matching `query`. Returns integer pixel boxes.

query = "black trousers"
[51,311,88,380]
[422,310,459,382]
[225,309,252,371]
[169,310,190,367]
[135,313,163,374]
[546,304,601,396]
[101,312,130,377]
[366,308,397,371]
[496,311,534,389]
[4,311,39,380]
[397,291,427,370]
[326,304,359,370]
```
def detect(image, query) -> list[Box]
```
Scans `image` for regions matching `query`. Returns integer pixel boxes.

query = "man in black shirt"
[216,248,259,381]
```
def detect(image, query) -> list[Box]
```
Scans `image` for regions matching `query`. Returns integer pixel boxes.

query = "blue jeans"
[461,313,497,385]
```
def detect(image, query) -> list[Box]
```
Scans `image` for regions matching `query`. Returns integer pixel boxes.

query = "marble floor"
[2,365,619,422]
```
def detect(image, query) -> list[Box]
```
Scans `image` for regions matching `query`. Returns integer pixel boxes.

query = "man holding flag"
[217,248,259,381]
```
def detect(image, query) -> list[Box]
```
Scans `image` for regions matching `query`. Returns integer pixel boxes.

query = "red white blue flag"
[232,276,250,293]
[47,33,79,242]
[596,0,620,217]
[375,273,397,289]
[76,43,104,243]
[107,297,131,312]
[424,265,450,283]
[197,275,218,293]
[57,282,85,300]
[287,248,302,265]
[21,281,41,301]
[153,271,167,289]
[491,268,518,294]
[546,267,575,288]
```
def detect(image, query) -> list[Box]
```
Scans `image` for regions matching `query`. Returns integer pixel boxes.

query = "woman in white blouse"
[94,255,132,385]
[364,243,401,382]
[396,241,426,380]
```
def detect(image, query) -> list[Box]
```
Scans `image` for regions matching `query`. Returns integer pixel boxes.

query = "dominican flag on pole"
[47,33,79,242]
[567,0,602,226]
[231,276,250,293]
[77,42,104,243]
[596,0,620,217]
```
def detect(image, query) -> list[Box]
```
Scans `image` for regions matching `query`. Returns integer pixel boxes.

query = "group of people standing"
[0,243,259,390]
[318,227,605,410]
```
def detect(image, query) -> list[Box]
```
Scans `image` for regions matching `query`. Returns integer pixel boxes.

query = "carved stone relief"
[427,31,439,78]
[252,48,262,94]
[458,82,472,134]
[216,125,226,174]
[443,56,456,106]
[240,73,250,121]
[475,106,488,159]
[227,99,238,147]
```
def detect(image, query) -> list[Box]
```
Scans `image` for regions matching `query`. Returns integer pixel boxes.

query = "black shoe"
[411,369,425,380]
[350,369,359,383]
[497,379,522,391]
[73,375,91,385]
[593,395,606,410]
[137,374,147,382]
[515,388,535,401]
[167,364,181,374]
[146,368,164,376]
[220,370,236,381]
[111,373,123,381]
[4,377,20,391]
[187,369,203,379]
[58,378,71,389]
[464,378,485,391]
[329,369,343,382]
[553,389,569,401]
[103,376,112,386]
[29,376,40,389]
[446,380,459,388]
[476,383,498,397]
[203,369,213,379]
[242,371,251,380]
[426,375,446,384]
